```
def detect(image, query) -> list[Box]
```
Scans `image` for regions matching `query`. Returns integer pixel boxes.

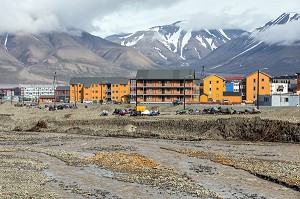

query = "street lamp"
[184,75,193,110]
[257,68,268,110]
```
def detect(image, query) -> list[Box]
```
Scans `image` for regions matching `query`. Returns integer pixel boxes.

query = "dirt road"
[0,102,299,198]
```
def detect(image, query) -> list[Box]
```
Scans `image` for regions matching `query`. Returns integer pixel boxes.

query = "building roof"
[245,71,271,78]
[224,76,244,81]
[69,77,129,88]
[136,69,195,80]
[56,86,69,91]
[203,74,225,81]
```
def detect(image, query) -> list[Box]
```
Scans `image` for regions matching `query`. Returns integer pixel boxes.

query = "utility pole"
[199,66,205,103]
[53,72,57,105]
[10,89,13,105]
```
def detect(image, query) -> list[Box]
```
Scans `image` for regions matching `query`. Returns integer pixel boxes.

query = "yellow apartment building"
[135,69,198,103]
[202,74,225,102]
[243,71,271,102]
[69,77,130,103]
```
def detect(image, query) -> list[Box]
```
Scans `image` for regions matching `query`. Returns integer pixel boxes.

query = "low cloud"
[254,20,300,45]
[0,0,299,38]
[0,0,180,35]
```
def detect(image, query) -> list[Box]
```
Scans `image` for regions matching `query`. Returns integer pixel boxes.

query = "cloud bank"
[0,0,299,46]
[254,20,300,45]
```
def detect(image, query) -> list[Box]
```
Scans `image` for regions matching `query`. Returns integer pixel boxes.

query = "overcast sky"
[0,0,299,40]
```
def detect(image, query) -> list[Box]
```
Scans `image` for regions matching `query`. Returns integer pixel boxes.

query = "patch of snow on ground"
[124,34,145,46]
[4,34,8,51]
[154,47,167,60]
[180,30,190,59]
[205,38,217,50]
[166,29,181,52]
[218,29,230,40]
[194,47,201,59]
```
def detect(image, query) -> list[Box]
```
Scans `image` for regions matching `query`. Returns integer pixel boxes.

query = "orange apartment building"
[69,77,130,103]
[201,74,226,102]
[134,69,198,103]
[243,71,271,102]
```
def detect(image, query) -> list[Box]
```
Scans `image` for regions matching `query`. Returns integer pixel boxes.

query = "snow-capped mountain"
[197,12,300,75]
[106,21,246,68]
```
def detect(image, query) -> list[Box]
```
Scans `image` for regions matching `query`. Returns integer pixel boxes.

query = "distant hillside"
[196,13,300,76]
[0,31,160,84]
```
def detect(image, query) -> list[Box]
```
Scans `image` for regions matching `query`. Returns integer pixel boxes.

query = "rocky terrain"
[0,102,299,198]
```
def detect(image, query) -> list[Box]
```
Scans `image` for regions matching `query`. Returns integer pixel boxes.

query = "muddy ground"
[0,102,299,198]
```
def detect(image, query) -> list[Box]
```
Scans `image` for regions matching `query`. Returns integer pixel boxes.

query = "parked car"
[172,99,183,105]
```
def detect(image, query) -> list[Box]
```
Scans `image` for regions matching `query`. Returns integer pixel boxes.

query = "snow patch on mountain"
[4,34,8,51]
[122,34,145,46]
[154,47,167,60]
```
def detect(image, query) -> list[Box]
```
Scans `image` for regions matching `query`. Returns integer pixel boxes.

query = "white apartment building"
[20,84,55,101]
[270,83,289,95]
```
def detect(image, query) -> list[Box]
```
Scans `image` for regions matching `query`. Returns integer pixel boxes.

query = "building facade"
[270,83,288,95]
[20,84,55,102]
[272,74,297,93]
[259,94,299,107]
[134,69,197,103]
[202,74,225,102]
[55,86,70,102]
[243,71,271,102]
[69,77,130,103]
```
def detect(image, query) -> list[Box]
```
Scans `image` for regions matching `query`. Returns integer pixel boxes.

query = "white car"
[141,109,150,116]
[83,100,93,104]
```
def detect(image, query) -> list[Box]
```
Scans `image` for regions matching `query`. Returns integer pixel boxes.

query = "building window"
[158,81,161,84]
[253,95,256,99]
[158,89,162,92]
[166,89,170,92]
[116,91,118,93]
[209,88,212,91]
[148,80,152,84]
[209,81,212,84]
[253,79,256,83]
[116,97,118,99]
[285,98,289,102]
[262,78,264,82]
[148,88,152,92]
[216,81,219,83]
[216,94,219,97]
[264,97,269,102]
[140,96,143,99]
[167,96,170,99]
[148,96,152,99]
[140,89,143,92]
[166,81,170,84]
[262,86,264,90]
[216,87,219,90]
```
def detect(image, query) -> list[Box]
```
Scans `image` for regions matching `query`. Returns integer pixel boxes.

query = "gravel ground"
[0,102,299,198]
